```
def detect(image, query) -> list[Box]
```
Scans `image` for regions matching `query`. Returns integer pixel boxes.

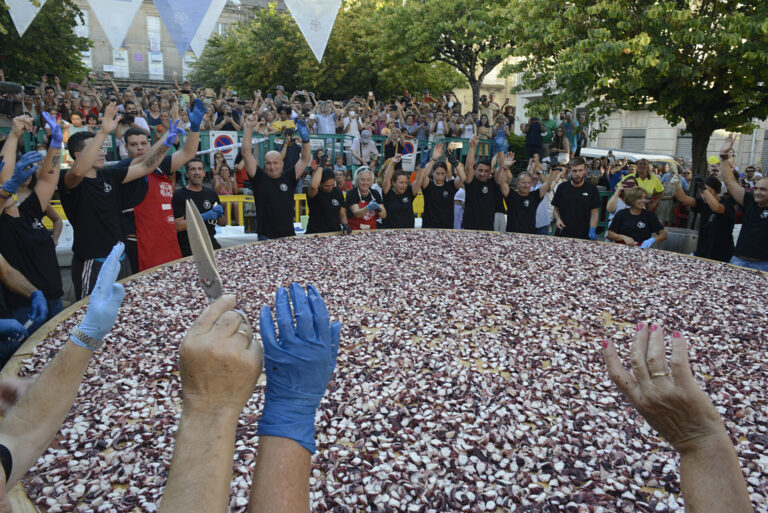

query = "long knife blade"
[186,199,222,302]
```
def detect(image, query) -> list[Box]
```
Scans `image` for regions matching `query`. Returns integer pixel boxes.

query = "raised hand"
[42,112,63,149]
[431,142,445,160]
[503,152,515,168]
[10,115,33,137]
[163,119,186,147]
[101,102,123,134]
[258,284,341,453]
[295,118,310,143]
[186,99,206,133]
[2,152,43,195]
[719,134,736,157]
[469,134,479,147]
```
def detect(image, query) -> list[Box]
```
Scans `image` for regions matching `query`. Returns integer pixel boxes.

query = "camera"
[122,115,135,125]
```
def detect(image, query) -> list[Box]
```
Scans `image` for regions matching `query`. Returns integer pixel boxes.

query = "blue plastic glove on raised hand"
[163,119,186,148]
[588,227,597,241]
[366,201,379,212]
[640,237,656,249]
[29,290,48,323]
[201,204,223,222]
[295,118,310,143]
[493,129,509,154]
[42,111,63,149]
[258,283,341,454]
[187,99,206,133]
[0,319,27,342]
[70,242,126,351]
[2,152,43,195]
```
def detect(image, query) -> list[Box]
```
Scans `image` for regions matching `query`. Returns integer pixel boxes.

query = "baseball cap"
[360,130,372,143]
[276,85,284,91]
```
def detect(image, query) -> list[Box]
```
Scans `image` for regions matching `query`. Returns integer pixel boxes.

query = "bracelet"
[70,327,104,351]
[0,189,12,199]
[719,154,730,160]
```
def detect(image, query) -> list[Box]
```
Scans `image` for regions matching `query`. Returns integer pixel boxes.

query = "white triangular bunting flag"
[87,0,144,52]
[154,0,210,59]
[6,0,47,37]
[283,0,342,63]
[190,0,228,58]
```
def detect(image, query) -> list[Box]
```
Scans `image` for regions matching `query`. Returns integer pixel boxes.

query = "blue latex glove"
[42,111,63,149]
[163,119,186,148]
[366,201,379,212]
[258,283,341,453]
[71,242,126,350]
[588,227,597,241]
[640,237,656,249]
[0,319,27,342]
[493,129,509,154]
[295,118,310,143]
[187,99,206,133]
[201,204,223,221]
[2,152,43,195]
[29,290,48,323]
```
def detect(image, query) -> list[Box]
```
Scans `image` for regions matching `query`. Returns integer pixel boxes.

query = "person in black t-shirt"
[381,155,428,229]
[673,176,735,262]
[462,135,503,231]
[552,157,601,240]
[606,186,667,248]
[59,102,177,299]
[306,167,350,234]
[420,142,465,229]
[498,155,563,234]
[172,159,226,256]
[241,115,312,240]
[718,135,768,271]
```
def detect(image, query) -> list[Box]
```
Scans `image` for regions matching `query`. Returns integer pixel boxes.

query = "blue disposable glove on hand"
[295,119,310,143]
[201,205,223,221]
[163,119,186,148]
[366,201,379,212]
[2,152,43,195]
[588,227,597,241]
[42,112,63,149]
[187,99,206,133]
[493,129,509,154]
[0,319,27,342]
[640,237,656,249]
[29,290,48,323]
[71,242,126,351]
[258,283,341,454]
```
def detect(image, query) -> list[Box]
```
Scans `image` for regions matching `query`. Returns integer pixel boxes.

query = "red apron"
[134,173,181,271]
[347,196,379,231]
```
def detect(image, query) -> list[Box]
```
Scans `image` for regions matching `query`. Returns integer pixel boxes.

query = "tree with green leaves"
[0,0,91,85]
[375,0,514,113]
[506,0,768,176]
[189,1,464,100]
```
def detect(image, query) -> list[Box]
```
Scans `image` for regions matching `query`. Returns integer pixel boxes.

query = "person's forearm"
[605,230,623,243]
[678,435,752,513]
[0,264,37,298]
[654,230,668,244]
[171,131,200,172]
[138,139,172,176]
[159,408,240,513]
[590,208,599,228]
[248,436,310,513]
[0,341,93,486]
[52,218,63,244]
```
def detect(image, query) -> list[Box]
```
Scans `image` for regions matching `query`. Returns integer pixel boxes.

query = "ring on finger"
[650,371,670,378]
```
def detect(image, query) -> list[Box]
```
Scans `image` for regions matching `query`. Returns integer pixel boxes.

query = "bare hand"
[555,219,566,230]
[470,134,479,147]
[101,102,123,133]
[719,134,735,157]
[11,115,33,137]
[504,152,515,168]
[432,142,445,160]
[179,295,263,413]
[604,323,728,455]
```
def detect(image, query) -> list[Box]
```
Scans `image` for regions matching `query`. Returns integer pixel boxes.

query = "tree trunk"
[470,80,481,114]
[689,125,713,178]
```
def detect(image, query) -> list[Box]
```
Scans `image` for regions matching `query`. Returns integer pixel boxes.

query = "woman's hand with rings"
[603,322,729,455]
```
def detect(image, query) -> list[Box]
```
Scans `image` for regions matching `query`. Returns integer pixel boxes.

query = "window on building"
[761,130,768,168]
[621,129,646,152]
[112,49,129,79]
[182,52,196,80]
[675,129,692,162]
[216,23,229,35]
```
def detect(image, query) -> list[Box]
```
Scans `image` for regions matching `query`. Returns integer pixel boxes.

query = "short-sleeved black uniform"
[607,208,663,243]
[422,179,457,229]
[172,187,222,256]
[0,191,63,307]
[551,181,601,239]
[462,178,501,231]
[306,187,345,234]
[505,190,543,234]
[249,166,298,239]
[383,188,415,229]
[59,165,129,259]
[734,191,768,260]
[693,196,735,262]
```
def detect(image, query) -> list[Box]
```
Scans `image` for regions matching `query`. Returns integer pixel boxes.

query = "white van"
[575,147,680,173]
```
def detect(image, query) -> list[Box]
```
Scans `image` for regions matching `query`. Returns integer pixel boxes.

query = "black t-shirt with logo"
[693,196,735,262]
[462,178,501,231]
[422,179,458,229]
[307,187,345,234]
[249,166,298,239]
[383,187,416,229]
[551,181,601,239]
[172,187,222,257]
[735,191,768,260]
[607,208,664,243]
[59,165,130,260]
[0,191,63,307]
[118,156,173,236]
[505,190,543,234]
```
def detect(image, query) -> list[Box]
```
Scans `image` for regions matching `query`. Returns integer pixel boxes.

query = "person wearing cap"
[351,129,380,169]
[274,85,288,106]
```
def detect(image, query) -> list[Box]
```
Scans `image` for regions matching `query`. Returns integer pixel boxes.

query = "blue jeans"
[729,256,768,272]
[11,297,64,336]
[535,226,549,235]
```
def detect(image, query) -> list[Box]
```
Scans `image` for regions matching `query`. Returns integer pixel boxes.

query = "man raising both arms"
[60,102,181,299]
[241,114,312,240]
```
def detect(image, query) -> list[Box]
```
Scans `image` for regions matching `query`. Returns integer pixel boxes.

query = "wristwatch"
[70,327,104,351]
